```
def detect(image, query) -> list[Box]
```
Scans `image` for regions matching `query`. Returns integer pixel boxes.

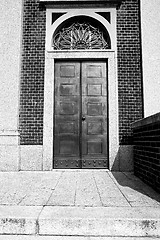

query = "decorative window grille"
[53,22,110,50]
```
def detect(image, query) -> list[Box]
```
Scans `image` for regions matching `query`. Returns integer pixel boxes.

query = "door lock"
[82,116,86,121]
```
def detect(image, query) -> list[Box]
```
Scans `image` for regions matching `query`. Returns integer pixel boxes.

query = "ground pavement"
[0,170,160,239]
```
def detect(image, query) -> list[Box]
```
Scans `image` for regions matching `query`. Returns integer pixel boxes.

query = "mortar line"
[17,194,27,205]
[92,171,103,206]
[107,171,132,207]
[35,171,64,234]
[74,171,78,206]
[44,170,64,206]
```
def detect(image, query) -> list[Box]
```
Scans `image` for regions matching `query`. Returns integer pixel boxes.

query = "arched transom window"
[52,17,111,50]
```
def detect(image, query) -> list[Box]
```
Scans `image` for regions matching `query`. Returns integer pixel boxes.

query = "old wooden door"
[54,61,108,169]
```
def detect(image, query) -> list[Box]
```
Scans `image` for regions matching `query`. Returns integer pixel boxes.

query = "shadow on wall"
[112,172,160,204]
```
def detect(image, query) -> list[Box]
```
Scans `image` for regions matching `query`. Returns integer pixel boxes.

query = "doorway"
[54,61,108,168]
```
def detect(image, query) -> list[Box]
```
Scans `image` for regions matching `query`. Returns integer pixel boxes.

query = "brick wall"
[117,0,143,145]
[19,0,46,144]
[19,0,143,145]
[132,113,160,193]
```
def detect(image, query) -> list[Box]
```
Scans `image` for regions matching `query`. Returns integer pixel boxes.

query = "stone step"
[0,206,160,237]
[38,206,160,237]
[0,236,158,240]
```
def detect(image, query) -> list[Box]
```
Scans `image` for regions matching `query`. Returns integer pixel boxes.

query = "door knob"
[82,116,86,121]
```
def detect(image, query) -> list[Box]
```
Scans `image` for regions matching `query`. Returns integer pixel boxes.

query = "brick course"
[132,114,160,193]
[19,0,143,145]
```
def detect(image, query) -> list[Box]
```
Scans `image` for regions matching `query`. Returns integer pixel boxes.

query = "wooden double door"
[54,61,108,168]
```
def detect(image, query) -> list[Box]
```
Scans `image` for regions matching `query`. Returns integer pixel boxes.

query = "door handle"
[82,116,86,121]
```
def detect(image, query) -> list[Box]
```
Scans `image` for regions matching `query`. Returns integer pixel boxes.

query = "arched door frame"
[46,8,117,51]
[43,8,119,170]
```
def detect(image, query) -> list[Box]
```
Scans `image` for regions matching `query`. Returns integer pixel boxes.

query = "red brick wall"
[19,0,143,145]
[132,113,160,193]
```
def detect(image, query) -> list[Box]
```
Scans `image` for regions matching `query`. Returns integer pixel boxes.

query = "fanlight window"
[53,22,110,50]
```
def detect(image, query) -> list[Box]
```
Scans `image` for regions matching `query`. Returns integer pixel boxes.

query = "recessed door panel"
[54,61,108,169]
[87,65,102,78]
[87,84,102,96]
[60,84,77,96]
[87,122,103,135]
[60,65,76,77]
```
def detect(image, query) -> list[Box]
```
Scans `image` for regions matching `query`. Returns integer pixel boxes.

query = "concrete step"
[0,206,160,237]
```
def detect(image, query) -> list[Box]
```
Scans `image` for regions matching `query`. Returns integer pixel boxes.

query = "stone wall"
[141,0,160,117]
[132,113,160,192]
[0,0,22,170]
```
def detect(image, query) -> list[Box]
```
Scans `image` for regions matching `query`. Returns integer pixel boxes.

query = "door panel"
[81,62,108,168]
[54,61,108,169]
[54,62,81,168]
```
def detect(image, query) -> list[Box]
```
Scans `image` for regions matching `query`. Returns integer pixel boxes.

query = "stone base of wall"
[119,145,133,171]
[20,146,43,171]
[111,145,133,172]
[0,140,133,171]
[0,131,19,171]
[20,145,133,172]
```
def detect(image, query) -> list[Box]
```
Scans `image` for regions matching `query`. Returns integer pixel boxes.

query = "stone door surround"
[42,4,119,170]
